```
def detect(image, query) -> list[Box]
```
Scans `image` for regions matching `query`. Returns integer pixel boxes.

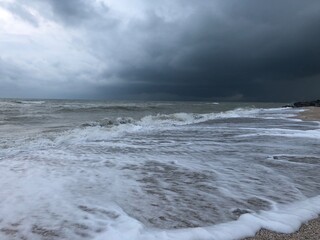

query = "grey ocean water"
[0,99,320,240]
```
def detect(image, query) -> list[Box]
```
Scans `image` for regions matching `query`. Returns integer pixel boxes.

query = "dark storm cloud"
[2,0,320,101]
[42,0,110,25]
[107,0,320,101]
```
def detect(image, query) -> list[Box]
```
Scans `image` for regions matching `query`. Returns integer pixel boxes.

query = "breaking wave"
[80,108,263,129]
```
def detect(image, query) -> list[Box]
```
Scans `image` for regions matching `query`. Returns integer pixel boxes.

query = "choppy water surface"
[0,99,319,240]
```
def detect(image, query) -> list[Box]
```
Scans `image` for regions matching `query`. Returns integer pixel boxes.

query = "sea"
[0,99,319,240]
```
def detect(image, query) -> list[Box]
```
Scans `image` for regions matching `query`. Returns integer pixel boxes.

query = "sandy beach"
[243,107,320,240]
[243,216,320,240]
[297,107,320,121]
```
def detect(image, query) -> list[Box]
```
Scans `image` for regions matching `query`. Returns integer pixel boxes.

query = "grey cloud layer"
[0,2,39,27]
[1,0,320,101]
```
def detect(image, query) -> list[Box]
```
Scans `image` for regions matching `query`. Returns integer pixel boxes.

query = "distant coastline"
[284,99,320,108]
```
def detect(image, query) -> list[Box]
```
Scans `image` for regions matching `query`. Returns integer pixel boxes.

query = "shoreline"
[243,216,320,240]
[296,107,320,121]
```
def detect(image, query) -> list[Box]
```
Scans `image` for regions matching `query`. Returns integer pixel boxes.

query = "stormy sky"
[0,0,320,101]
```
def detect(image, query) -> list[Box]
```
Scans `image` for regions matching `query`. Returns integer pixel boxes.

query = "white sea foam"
[237,127,320,139]
[94,195,320,240]
[19,100,46,104]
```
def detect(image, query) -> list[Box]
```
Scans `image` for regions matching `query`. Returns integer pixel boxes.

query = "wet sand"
[298,107,320,121]
[243,216,320,240]
[243,107,320,240]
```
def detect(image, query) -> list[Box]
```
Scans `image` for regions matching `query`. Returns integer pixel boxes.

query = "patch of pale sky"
[0,4,107,87]
[0,7,37,35]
